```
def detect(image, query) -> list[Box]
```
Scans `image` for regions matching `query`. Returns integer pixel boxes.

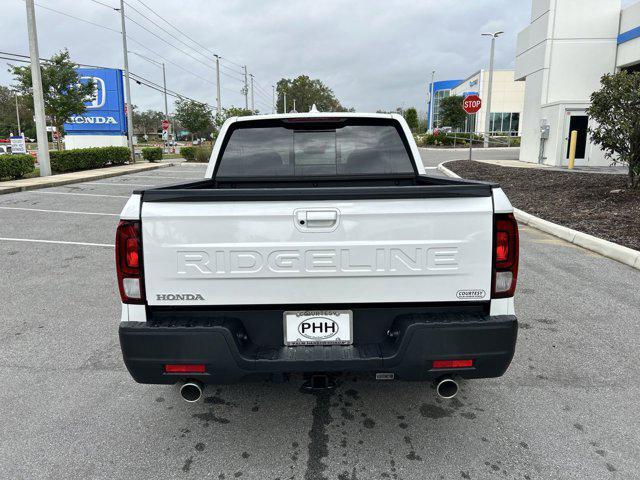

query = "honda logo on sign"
[81,76,107,109]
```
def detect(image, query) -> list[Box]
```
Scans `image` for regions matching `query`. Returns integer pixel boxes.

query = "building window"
[432,89,451,128]
[489,112,520,134]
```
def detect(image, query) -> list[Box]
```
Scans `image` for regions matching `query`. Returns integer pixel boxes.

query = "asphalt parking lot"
[1,159,638,479]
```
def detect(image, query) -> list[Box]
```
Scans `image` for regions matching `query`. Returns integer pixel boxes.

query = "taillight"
[492,213,519,298]
[116,220,145,304]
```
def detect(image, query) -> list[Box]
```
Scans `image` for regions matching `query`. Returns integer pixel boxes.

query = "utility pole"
[15,94,21,135]
[482,31,503,148]
[161,61,172,144]
[293,99,296,112]
[214,54,221,115]
[243,65,249,110]
[25,0,51,176]
[249,74,255,112]
[428,70,435,132]
[283,92,287,114]
[272,85,275,114]
[119,0,135,162]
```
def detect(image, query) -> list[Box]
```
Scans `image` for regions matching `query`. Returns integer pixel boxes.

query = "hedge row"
[141,147,163,162]
[179,146,196,161]
[180,146,211,163]
[0,154,35,180]
[50,146,130,173]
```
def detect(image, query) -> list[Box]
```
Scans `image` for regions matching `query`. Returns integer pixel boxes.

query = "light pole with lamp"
[481,31,503,148]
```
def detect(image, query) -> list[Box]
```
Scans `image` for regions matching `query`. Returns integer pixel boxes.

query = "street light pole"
[249,74,255,112]
[15,94,21,135]
[482,31,503,148]
[24,0,51,176]
[283,92,287,114]
[119,0,135,162]
[428,70,435,132]
[214,54,221,115]
[272,85,275,114]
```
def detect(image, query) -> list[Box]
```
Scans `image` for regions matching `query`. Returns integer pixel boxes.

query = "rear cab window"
[214,118,416,178]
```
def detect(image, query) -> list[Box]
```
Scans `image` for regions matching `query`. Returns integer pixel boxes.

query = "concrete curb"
[0,162,175,195]
[419,146,520,152]
[437,161,640,271]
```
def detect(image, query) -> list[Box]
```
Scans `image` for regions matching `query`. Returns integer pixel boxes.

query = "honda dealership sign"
[64,68,127,136]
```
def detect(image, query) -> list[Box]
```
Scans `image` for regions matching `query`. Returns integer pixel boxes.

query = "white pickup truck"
[116,113,519,401]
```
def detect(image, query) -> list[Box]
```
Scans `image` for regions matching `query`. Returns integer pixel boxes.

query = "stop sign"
[462,94,482,114]
[161,119,170,131]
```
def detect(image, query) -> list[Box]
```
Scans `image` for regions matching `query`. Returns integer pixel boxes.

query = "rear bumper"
[119,306,517,384]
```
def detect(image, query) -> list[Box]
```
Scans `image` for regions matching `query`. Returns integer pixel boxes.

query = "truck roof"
[230,112,402,123]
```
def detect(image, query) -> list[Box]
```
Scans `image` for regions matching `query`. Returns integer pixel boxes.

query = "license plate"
[283,310,353,346]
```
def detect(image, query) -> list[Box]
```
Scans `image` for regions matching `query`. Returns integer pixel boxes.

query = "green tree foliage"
[403,107,419,132]
[276,75,347,113]
[439,95,467,131]
[131,106,165,136]
[174,99,213,140]
[587,71,640,188]
[0,86,35,139]
[215,106,254,128]
[10,49,94,148]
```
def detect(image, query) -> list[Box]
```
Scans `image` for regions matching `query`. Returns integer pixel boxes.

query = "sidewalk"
[475,159,627,175]
[0,161,175,195]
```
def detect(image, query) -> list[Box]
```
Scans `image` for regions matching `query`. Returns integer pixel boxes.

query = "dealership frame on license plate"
[283,310,353,346]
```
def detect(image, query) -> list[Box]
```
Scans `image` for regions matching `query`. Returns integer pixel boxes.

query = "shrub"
[195,147,212,163]
[180,146,196,161]
[50,146,130,173]
[141,147,163,162]
[0,154,35,180]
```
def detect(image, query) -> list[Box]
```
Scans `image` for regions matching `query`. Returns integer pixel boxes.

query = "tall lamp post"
[428,70,436,132]
[481,31,503,148]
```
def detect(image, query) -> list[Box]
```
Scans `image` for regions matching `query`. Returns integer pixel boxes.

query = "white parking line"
[0,237,114,247]
[85,182,155,187]
[127,174,202,179]
[0,206,118,216]
[34,191,129,198]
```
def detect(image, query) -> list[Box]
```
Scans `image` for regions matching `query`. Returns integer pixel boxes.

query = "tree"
[131,106,164,136]
[0,85,36,139]
[10,49,94,149]
[403,107,419,132]
[276,75,347,113]
[587,71,640,189]
[174,99,213,141]
[439,95,467,131]
[215,106,254,128]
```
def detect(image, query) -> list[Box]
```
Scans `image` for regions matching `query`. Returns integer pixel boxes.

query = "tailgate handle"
[297,209,339,229]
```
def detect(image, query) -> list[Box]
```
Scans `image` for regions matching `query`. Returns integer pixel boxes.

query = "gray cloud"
[1,0,554,115]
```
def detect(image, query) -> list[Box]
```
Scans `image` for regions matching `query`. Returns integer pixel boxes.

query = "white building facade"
[450,70,525,135]
[516,0,640,167]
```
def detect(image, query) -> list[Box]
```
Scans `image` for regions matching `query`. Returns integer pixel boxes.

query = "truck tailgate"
[141,197,493,306]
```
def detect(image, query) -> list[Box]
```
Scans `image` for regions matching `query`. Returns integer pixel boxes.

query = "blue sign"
[64,68,127,136]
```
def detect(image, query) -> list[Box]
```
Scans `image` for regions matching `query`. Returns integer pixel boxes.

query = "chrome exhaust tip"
[180,380,203,403]
[435,377,459,399]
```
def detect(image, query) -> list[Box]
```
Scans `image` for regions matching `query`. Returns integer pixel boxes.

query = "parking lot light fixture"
[481,31,503,148]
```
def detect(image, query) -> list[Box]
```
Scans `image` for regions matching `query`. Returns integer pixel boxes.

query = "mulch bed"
[447,160,640,251]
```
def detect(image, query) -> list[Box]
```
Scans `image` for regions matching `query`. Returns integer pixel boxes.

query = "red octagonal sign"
[462,94,482,114]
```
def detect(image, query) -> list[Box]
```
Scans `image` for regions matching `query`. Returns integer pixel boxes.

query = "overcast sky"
[2,0,636,115]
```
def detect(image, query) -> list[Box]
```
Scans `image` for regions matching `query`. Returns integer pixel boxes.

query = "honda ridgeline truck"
[117,112,519,401]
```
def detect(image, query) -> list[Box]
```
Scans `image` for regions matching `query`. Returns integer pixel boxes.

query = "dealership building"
[427,71,525,135]
[516,0,640,167]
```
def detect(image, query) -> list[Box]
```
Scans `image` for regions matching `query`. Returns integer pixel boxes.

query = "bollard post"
[568,130,578,169]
